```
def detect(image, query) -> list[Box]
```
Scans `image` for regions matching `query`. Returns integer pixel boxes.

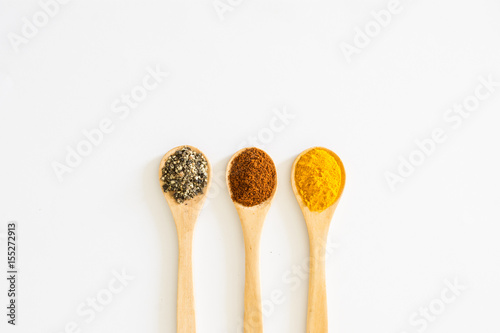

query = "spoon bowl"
[159,145,212,333]
[291,147,345,333]
[291,146,345,221]
[159,145,212,213]
[226,147,278,209]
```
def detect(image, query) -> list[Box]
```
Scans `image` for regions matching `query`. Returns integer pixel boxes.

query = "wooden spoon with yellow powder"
[291,147,346,333]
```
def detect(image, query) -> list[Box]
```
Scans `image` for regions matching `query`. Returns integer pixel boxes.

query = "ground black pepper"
[161,147,208,203]
[228,148,277,207]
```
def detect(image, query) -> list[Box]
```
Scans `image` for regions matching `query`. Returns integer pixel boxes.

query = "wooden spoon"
[226,148,277,333]
[291,147,346,333]
[159,145,212,333]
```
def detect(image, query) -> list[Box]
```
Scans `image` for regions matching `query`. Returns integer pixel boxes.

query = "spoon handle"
[307,236,328,333]
[177,227,196,333]
[243,234,263,333]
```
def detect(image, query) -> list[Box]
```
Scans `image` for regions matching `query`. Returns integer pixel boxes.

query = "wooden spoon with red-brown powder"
[226,147,277,333]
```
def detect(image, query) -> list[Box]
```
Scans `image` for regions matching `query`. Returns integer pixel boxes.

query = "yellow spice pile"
[295,148,343,212]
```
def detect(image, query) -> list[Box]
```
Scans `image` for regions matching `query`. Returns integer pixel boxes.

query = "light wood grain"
[226,148,277,333]
[159,145,212,333]
[291,147,345,333]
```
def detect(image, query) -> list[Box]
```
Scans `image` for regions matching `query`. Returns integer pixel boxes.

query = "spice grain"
[161,146,208,203]
[295,147,343,212]
[228,148,276,207]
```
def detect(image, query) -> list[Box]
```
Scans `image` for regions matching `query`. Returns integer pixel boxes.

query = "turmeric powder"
[294,147,344,212]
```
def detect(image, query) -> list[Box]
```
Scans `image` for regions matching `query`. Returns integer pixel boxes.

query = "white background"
[1,0,500,332]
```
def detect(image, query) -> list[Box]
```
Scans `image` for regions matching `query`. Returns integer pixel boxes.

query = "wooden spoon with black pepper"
[159,145,212,333]
[226,147,277,333]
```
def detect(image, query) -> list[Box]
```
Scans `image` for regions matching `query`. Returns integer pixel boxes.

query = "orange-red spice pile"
[228,148,276,207]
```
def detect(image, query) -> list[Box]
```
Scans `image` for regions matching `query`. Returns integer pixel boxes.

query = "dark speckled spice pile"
[161,147,208,203]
